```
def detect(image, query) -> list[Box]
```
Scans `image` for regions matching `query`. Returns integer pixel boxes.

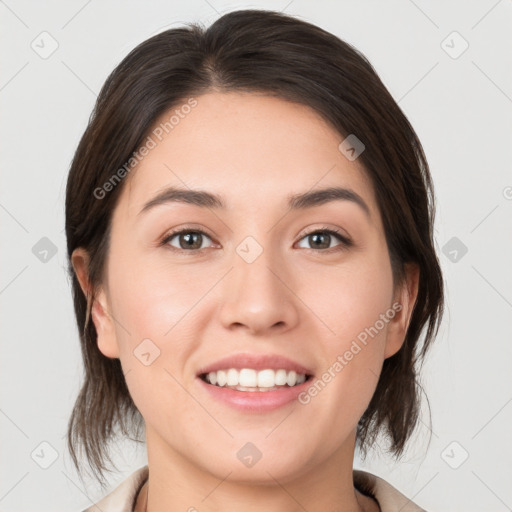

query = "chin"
[194,437,316,484]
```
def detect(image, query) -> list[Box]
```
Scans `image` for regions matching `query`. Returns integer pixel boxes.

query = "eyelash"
[159,226,353,255]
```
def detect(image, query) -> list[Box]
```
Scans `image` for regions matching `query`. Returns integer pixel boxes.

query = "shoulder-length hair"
[65,8,444,486]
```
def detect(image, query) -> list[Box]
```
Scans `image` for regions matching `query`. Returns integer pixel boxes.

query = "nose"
[218,244,300,336]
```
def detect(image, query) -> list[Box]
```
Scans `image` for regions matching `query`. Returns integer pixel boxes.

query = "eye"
[161,228,215,252]
[296,228,352,251]
[160,226,352,253]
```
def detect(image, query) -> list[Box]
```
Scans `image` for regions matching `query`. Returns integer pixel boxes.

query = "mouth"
[195,354,315,412]
[199,368,314,392]
[196,353,315,393]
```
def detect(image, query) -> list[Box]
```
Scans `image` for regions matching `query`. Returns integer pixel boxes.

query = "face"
[74,91,417,484]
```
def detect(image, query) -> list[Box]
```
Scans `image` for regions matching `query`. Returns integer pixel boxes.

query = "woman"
[66,9,444,511]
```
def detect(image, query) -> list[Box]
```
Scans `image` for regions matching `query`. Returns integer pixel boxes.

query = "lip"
[196,352,314,376]
[197,373,313,413]
[195,353,314,413]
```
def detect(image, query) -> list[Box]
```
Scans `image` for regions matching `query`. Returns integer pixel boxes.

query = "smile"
[200,368,311,391]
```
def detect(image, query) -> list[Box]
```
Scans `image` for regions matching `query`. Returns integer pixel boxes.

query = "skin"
[73,91,419,512]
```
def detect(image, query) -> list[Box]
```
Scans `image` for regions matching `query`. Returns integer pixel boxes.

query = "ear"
[383,263,420,359]
[71,248,120,359]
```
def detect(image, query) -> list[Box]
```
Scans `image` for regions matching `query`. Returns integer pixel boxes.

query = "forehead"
[121,91,376,217]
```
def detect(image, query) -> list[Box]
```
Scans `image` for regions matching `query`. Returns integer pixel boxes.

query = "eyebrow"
[138,186,371,218]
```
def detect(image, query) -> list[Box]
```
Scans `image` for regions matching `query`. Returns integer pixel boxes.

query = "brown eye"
[297,229,352,251]
[308,232,331,249]
[163,230,213,251]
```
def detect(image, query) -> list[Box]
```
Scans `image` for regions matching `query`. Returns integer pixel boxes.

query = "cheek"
[296,249,393,416]
[104,243,211,422]
[300,249,394,352]
[107,239,213,343]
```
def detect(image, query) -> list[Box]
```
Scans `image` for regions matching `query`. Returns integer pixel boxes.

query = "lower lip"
[197,376,312,412]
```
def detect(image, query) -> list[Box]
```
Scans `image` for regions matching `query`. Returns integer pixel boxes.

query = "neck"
[137,427,378,512]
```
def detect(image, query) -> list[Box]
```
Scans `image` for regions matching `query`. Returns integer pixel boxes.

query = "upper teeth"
[205,369,307,388]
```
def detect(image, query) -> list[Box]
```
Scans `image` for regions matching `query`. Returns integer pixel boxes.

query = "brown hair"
[65,9,444,486]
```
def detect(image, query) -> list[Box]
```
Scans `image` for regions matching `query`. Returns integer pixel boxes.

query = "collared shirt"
[82,465,426,511]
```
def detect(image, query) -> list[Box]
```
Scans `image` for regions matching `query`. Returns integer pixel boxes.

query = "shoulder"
[81,465,149,512]
[80,465,426,512]
[353,469,427,512]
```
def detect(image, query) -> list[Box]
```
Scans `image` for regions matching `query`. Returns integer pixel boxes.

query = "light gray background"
[1,1,511,511]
